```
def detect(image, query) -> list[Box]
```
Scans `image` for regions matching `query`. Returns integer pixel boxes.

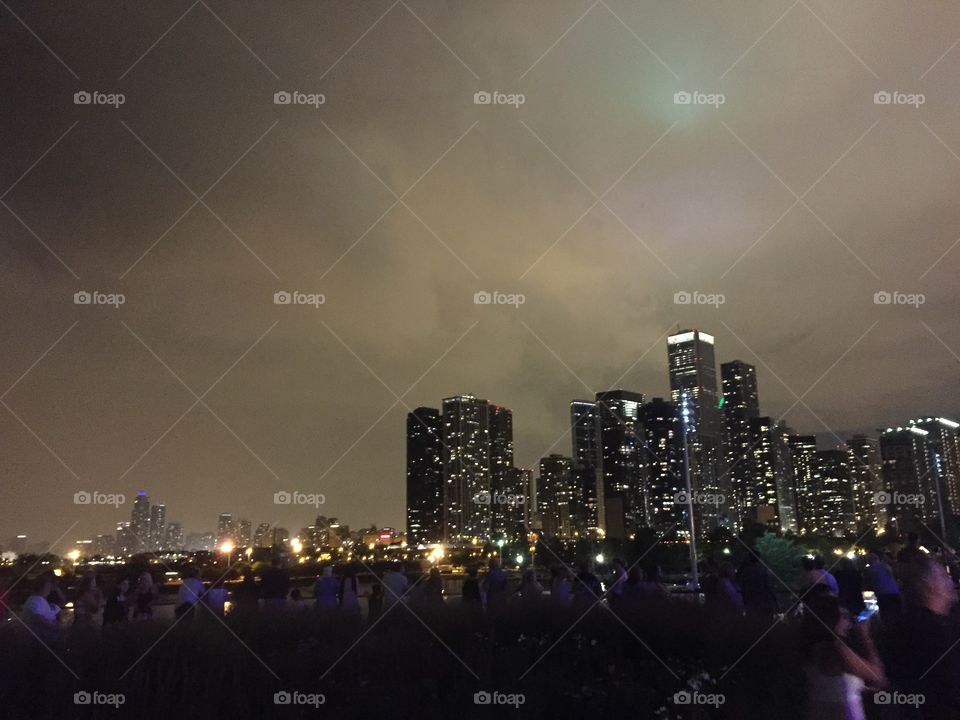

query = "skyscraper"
[130,491,150,553]
[788,435,818,535]
[880,425,939,532]
[813,450,857,537]
[164,522,184,550]
[639,397,685,533]
[846,435,885,532]
[149,504,166,551]
[216,513,234,546]
[570,400,605,534]
[254,522,273,548]
[595,390,645,538]
[488,405,519,541]
[721,360,759,527]
[406,407,444,545]
[236,518,252,547]
[537,454,575,538]
[442,395,491,542]
[746,417,796,532]
[668,330,725,531]
[909,417,960,516]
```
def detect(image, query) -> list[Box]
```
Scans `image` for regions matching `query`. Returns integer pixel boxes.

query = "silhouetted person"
[260,557,290,610]
[863,553,900,621]
[461,566,481,605]
[482,558,507,611]
[175,567,204,618]
[72,573,102,627]
[103,577,130,625]
[314,566,339,611]
[550,565,570,606]
[367,583,384,622]
[132,572,158,621]
[833,558,864,615]
[738,553,778,617]
[572,562,600,609]
[884,556,960,720]
[24,573,61,638]
[339,568,361,615]
[233,573,260,613]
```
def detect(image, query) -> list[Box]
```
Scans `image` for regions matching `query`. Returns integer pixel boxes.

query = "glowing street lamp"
[66,549,81,563]
[290,537,303,555]
[219,540,235,565]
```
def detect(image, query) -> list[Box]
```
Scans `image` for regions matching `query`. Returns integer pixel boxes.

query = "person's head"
[813,555,826,570]
[804,592,851,643]
[801,556,816,572]
[371,582,383,596]
[906,532,920,549]
[488,557,500,570]
[865,553,880,567]
[627,566,643,583]
[116,577,130,593]
[522,569,535,583]
[182,566,198,580]
[467,566,478,579]
[905,556,956,615]
[642,563,660,583]
[429,567,440,579]
[290,588,301,600]
[718,562,735,580]
[322,566,333,578]
[138,572,153,590]
[270,557,281,568]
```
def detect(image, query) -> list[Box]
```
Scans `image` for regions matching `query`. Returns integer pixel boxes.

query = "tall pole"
[680,392,700,592]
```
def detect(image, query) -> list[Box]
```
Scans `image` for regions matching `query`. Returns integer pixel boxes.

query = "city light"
[515,554,524,565]
[219,540,235,555]
[595,553,604,564]
[66,549,81,562]
[290,537,303,554]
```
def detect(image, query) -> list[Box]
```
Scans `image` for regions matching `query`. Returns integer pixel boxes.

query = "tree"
[753,532,803,589]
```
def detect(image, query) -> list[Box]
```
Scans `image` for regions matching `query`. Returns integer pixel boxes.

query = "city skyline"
[4,2,960,552]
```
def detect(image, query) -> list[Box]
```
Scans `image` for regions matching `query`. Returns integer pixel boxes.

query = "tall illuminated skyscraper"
[909,417,960,516]
[537,454,575,538]
[442,395,491,542]
[595,390,645,538]
[721,360,759,527]
[668,330,725,531]
[130,491,150,553]
[788,435,818,534]
[846,435,884,531]
[488,405,519,540]
[570,400,605,534]
[406,407,443,545]
[640,397,685,532]
[881,424,942,532]
[149,504,166,551]
[813,449,857,537]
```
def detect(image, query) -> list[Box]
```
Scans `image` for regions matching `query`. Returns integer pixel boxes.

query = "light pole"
[680,392,700,592]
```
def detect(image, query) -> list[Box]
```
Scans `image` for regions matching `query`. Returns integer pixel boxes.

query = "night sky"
[2,1,960,551]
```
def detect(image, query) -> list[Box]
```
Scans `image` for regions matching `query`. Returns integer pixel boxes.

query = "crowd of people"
[4,533,960,718]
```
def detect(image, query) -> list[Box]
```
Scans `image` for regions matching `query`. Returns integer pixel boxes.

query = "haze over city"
[3,1,960,552]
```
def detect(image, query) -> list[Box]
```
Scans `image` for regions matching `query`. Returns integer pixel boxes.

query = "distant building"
[880,425,941,532]
[254,522,273,548]
[745,417,795,532]
[668,330,725,532]
[441,395,491,542]
[846,435,885,531]
[130,492,150,552]
[595,390,645,538]
[186,532,215,552]
[94,534,116,556]
[489,405,520,541]
[721,360,760,527]
[164,522,184,550]
[406,407,444,545]
[538,454,575,538]
[812,449,857,537]
[640,397,685,533]
[570,400,605,535]
[909,417,960,516]
[789,435,818,535]
[216,513,234,546]
[149,504,166,551]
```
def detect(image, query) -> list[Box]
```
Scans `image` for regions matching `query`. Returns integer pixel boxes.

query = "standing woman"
[339,567,361,616]
[131,572,158,621]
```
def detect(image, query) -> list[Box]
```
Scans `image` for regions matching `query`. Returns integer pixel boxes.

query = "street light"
[219,540,235,565]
